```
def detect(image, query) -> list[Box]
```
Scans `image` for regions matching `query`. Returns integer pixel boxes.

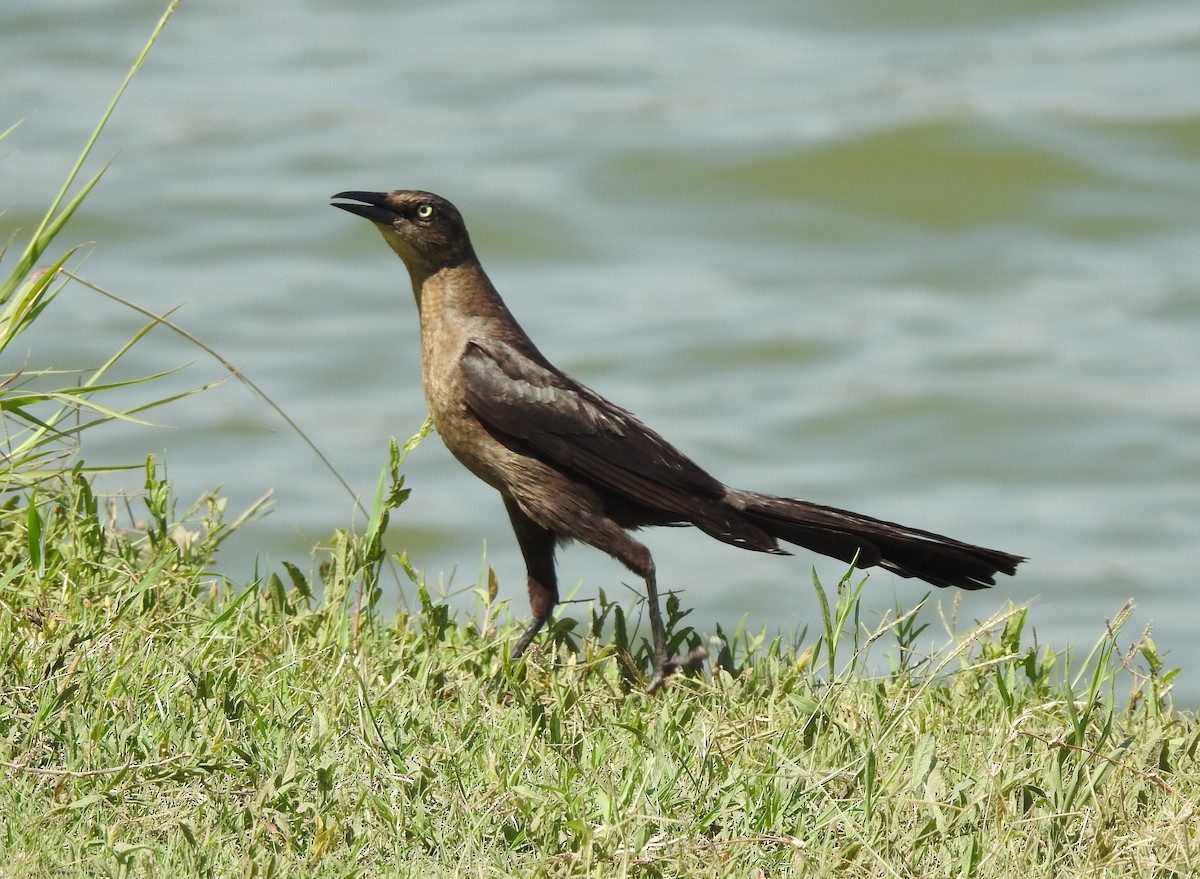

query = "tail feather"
[727,490,1023,590]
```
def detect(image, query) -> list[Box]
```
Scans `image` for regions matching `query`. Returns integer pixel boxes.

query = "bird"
[331,189,1025,692]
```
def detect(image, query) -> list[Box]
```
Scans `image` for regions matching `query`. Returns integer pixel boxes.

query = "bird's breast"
[417,334,510,492]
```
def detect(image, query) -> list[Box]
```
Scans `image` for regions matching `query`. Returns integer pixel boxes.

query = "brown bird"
[332,189,1024,692]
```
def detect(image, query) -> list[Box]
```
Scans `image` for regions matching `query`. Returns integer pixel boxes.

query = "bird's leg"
[642,562,709,694]
[510,606,552,659]
[642,563,671,693]
[581,530,708,693]
[507,500,708,690]
[505,498,559,661]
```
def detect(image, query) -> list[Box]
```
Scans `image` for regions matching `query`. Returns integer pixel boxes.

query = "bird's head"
[331,190,475,279]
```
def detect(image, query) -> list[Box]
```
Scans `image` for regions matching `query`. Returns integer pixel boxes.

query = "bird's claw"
[645,645,710,694]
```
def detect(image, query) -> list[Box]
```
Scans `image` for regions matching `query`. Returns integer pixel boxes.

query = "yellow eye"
[416,203,434,219]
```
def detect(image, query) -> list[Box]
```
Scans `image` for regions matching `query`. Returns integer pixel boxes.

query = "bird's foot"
[645,645,710,694]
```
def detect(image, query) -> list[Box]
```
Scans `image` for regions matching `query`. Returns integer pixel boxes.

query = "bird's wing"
[460,338,725,514]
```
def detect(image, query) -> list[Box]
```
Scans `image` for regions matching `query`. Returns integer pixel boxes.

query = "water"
[5,0,1199,701]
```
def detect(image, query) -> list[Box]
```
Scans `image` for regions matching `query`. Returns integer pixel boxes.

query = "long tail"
[725,489,1024,590]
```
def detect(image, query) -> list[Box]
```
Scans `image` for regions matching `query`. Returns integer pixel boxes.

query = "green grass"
[3,2,1196,875]
[1,0,199,493]
[0,464,1196,878]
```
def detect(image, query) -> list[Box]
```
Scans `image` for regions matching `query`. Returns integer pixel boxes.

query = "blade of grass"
[0,250,79,352]
[7,0,182,295]
[62,269,373,514]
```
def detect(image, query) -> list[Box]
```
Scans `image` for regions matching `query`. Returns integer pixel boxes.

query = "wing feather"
[461,339,724,513]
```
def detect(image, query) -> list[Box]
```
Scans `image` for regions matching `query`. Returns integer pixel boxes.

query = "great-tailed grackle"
[332,189,1024,692]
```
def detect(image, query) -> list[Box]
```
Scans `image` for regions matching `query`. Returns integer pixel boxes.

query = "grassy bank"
[1,468,1196,878]
[4,3,1196,875]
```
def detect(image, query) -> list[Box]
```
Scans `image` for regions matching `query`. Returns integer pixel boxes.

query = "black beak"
[331,191,396,224]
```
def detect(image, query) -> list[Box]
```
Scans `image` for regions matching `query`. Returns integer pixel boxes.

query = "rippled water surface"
[5,1,1199,699]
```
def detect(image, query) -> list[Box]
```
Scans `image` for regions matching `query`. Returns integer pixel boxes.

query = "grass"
[3,2,1197,875]
[1,0,200,494]
[0,465,1196,878]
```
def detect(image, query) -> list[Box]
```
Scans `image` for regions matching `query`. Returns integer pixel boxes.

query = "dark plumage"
[332,189,1024,691]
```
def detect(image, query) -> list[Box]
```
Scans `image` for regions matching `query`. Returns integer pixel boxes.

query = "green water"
[5,0,1199,698]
